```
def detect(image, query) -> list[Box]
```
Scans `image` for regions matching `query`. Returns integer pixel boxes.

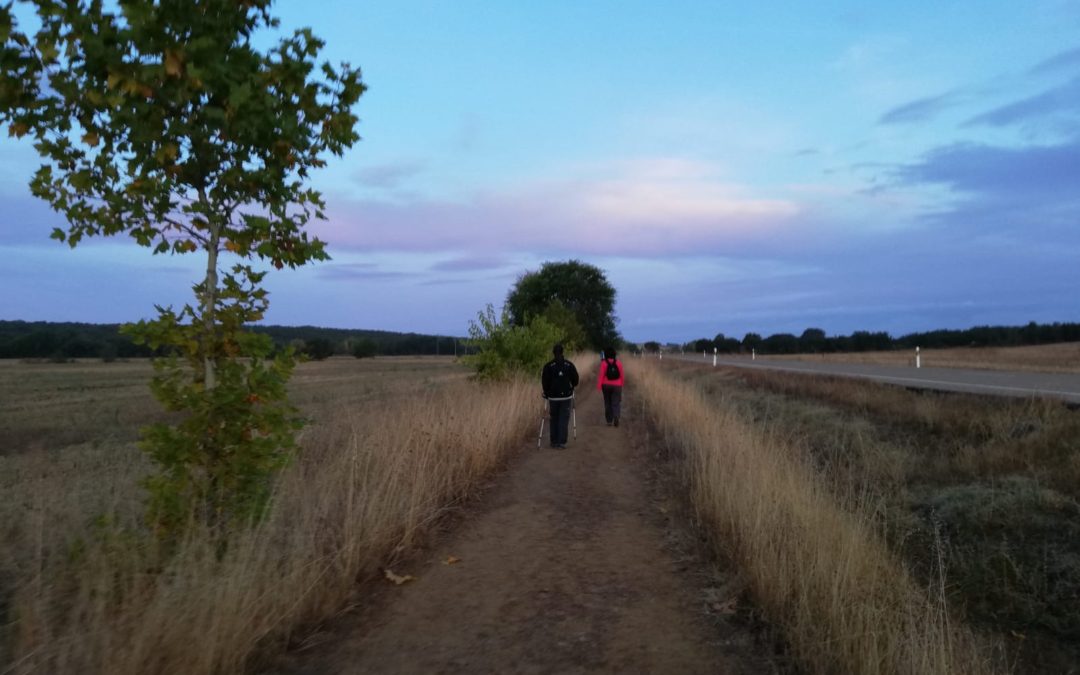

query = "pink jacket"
[597,358,624,389]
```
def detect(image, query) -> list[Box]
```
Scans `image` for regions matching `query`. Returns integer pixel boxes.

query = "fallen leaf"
[383,568,415,585]
[443,555,461,566]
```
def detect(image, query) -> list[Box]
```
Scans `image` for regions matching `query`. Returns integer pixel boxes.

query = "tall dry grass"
[3,374,537,674]
[635,359,1001,674]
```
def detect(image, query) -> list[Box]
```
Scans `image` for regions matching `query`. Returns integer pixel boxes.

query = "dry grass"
[0,355,567,674]
[695,363,1080,672]
[635,359,1001,675]
[762,341,1080,374]
[726,366,1080,495]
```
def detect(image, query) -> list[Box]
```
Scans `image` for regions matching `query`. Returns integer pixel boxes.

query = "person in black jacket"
[540,343,579,448]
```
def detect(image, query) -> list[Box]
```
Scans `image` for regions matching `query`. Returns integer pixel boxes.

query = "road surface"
[669,354,1080,404]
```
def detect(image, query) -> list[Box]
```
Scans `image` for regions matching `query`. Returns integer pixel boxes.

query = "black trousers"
[548,398,571,445]
[602,385,622,423]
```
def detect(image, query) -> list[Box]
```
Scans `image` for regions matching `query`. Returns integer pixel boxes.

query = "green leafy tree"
[463,304,562,380]
[506,260,618,350]
[538,299,587,352]
[643,340,660,354]
[0,0,364,534]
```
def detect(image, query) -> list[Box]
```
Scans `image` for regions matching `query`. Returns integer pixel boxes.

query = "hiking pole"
[572,393,577,441]
[537,398,546,448]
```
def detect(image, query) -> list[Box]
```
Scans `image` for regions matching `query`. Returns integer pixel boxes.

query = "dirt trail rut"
[276,386,773,674]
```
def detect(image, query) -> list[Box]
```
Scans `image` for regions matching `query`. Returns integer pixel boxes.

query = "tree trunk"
[202,222,220,390]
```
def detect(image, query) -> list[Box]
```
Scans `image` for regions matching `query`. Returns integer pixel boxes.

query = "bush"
[463,304,562,380]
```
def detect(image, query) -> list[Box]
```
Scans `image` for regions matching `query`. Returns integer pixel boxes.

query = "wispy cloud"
[351,160,426,189]
[964,76,1080,129]
[429,255,510,272]
[316,263,417,281]
[892,137,1080,245]
[896,139,1080,197]
[315,158,803,258]
[879,90,968,125]
[1029,45,1080,75]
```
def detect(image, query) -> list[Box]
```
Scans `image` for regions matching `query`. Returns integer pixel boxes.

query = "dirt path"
[274,386,775,674]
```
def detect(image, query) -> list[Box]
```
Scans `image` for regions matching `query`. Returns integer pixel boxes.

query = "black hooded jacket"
[541,357,579,400]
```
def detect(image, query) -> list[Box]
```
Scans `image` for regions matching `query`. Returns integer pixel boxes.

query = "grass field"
[3,350,1075,674]
[0,355,550,674]
[646,358,1079,674]
[762,341,1080,374]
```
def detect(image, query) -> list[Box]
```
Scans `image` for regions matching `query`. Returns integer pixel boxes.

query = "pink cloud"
[313,159,803,257]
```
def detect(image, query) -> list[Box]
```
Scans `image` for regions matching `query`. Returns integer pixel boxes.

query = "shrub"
[463,304,562,380]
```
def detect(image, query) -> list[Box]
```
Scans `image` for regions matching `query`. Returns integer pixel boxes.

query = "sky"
[2,1,1080,343]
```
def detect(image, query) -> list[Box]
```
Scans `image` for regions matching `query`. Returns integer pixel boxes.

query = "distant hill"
[0,320,465,360]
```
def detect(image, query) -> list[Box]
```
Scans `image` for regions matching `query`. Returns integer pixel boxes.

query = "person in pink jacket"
[597,347,624,427]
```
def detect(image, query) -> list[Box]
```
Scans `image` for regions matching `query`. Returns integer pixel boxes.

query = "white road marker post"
[916,346,921,369]
[713,347,717,367]
[752,348,756,361]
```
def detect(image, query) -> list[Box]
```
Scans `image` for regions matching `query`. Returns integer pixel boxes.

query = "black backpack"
[605,359,619,381]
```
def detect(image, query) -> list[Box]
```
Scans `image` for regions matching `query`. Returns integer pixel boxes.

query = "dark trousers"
[548,398,571,445]
[602,385,622,423]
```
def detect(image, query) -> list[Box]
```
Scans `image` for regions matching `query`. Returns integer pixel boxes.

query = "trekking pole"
[572,393,577,441]
[537,398,546,448]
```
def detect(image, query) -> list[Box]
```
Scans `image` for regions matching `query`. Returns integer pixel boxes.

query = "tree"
[539,299,587,352]
[763,333,799,354]
[692,337,714,353]
[0,0,364,533]
[506,260,618,350]
[742,332,763,352]
[799,327,827,353]
[643,341,660,354]
[463,304,562,380]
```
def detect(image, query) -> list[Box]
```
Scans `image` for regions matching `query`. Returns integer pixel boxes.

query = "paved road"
[669,354,1080,404]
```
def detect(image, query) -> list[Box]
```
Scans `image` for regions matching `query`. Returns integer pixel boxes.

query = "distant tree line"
[0,321,464,361]
[678,321,1080,356]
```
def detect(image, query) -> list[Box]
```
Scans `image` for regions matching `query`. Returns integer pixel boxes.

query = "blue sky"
[2,1,1080,342]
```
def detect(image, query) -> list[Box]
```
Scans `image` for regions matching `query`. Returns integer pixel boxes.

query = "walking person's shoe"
[614,417,619,427]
